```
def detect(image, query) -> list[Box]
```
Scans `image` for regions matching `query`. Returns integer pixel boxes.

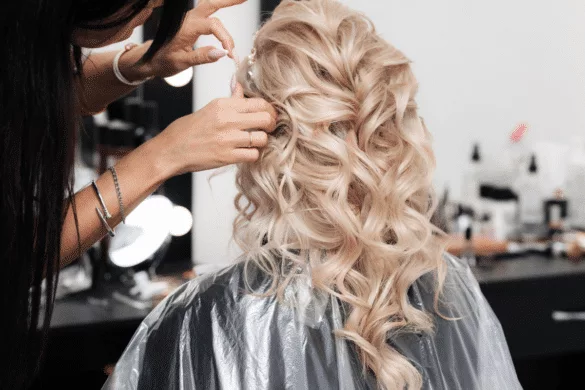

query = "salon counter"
[473,255,585,284]
[49,288,150,330]
[471,255,585,389]
[472,255,585,360]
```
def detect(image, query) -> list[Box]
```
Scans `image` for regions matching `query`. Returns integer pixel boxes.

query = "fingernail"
[230,74,237,93]
[209,48,228,60]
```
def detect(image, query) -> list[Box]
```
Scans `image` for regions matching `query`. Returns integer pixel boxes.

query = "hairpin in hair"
[231,31,259,90]
[245,30,260,84]
[247,47,257,81]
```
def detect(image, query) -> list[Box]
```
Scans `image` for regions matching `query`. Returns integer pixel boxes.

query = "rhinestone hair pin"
[245,30,259,83]
[231,31,258,91]
[246,47,257,82]
[247,48,256,65]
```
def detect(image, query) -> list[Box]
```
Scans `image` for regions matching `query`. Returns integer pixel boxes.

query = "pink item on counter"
[510,123,528,143]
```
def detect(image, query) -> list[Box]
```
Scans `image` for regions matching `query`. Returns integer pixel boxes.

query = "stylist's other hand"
[156,83,277,175]
[136,0,246,79]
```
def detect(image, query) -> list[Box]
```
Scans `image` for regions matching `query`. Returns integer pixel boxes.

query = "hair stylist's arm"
[78,0,246,115]
[60,83,276,266]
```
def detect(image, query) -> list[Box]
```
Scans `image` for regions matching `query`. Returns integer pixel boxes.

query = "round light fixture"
[164,67,193,88]
[109,195,174,268]
[169,205,193,237]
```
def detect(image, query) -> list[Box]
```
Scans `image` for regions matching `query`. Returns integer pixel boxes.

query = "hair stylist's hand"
[136,0,246,79]
[155,83,277,175]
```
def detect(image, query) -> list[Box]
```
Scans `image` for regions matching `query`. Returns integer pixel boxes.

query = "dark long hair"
[0,0,189,388]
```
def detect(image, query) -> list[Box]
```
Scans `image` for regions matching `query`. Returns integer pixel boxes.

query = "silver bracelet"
[113,43,152,86]
[96,207,116,237]
[108,166,126,224]
[91,180,111,219]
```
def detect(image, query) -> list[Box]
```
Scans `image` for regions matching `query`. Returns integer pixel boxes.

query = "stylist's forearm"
[59,137,169,267]
[77,43,151,115]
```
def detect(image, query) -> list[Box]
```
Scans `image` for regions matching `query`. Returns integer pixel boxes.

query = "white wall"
[340,0,585,198]
[192,0,260,268]
[191,0,585,265]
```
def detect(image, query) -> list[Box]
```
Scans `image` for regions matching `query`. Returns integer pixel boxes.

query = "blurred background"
[32,1,585,389]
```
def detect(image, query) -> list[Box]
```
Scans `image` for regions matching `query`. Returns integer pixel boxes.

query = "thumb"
[189,46,228,66]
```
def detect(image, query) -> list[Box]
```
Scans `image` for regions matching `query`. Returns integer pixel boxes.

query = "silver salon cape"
[103,254,521,390]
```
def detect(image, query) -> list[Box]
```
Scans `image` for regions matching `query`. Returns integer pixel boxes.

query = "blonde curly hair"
[234,1,447,388]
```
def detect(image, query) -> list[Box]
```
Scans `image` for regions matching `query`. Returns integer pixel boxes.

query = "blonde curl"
[234,1,448,389]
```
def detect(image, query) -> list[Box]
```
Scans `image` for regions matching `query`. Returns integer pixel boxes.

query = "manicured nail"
[209,48,228,60]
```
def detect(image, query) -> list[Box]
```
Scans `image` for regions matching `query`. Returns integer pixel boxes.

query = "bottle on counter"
[516,154,544,227]
[461,226,477,267]
[543,189,569,260]
[565,137,585,230]
[461,143,483,214]
[479,213,496,240]
[454,205,474,235]
[545,189,568,234]
[480,185,519,241]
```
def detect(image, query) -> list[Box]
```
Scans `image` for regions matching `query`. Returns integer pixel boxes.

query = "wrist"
[140,133,177,182]
[118,42,154,82]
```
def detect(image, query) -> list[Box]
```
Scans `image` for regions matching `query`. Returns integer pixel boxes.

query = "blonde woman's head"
[234,1,446,389]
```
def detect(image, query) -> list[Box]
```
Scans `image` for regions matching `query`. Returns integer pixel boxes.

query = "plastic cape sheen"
[103,254,521,390]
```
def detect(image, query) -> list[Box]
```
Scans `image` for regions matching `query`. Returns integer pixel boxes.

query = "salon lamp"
[108,194,193,309]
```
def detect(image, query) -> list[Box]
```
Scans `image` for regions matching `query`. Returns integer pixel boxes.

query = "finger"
[231,81,244,98]
[231,147,261,163]
[231,98,278,119]
[189,46,228,66]
[236,112,277,132]
[232,130,269,148]
[187,17,235,56]
[194,0,247,18]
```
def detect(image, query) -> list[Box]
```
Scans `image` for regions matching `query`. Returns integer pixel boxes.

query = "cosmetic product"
[544,190,568,258]
[461,143,483,212]
[545,190,568,232]
[479,213,496,240]
[547,205,564,248]
[461,226,476,267]
[565,137,585,230]
[456,212,473,236]
[480,185,519,241]
[516,154,543,225]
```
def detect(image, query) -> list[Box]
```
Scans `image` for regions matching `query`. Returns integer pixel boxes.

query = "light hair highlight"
[234,1,448,389]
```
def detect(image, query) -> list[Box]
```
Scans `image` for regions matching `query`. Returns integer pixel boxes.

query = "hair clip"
[247,48,257,81]
[245,30,260,83]
[247,47,257,66]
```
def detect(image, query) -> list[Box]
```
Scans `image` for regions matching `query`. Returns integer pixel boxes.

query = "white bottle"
[489,203,508,241]
[517,154,543,225]
[479,213,496,239]
[565,138,585,229]
[461,144,483,213]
